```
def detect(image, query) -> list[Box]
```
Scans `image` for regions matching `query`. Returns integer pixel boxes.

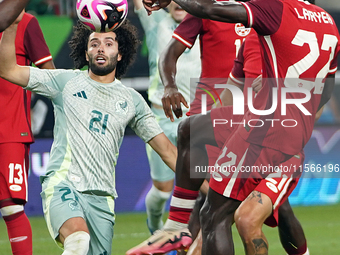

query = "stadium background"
[23,0,340,216]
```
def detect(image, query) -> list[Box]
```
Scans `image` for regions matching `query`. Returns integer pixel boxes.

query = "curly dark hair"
[69,20,139,79]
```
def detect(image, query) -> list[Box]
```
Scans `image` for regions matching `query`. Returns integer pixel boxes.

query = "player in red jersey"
[187,33,309,255]
[159,13,308,255]
[127,0,339,254]
[0,11,55,255]
[0,0,30,32]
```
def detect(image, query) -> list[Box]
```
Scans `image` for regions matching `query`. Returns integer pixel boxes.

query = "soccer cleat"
[126,228,192,255]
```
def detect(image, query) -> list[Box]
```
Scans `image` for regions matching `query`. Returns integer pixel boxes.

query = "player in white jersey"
[134,0,201,234]
[0,19,178,255]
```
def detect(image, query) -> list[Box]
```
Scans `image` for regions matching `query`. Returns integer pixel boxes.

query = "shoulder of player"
[51,68,87,82]
[123,86,148,105]
[17,12,37,29]
[22,12,35,22]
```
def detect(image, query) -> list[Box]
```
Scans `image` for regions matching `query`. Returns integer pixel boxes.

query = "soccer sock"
[286,242,308,255]
[145,185,172,233]
[62,231,90,255]
[164,186,199,231]
[2,210,32,255]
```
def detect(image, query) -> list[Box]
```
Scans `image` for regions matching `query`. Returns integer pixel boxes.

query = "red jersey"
[173,14,255,112]
[238,0,340,155]
[174,14,253,79]
[0,13,52,144]
[230,33,262,93]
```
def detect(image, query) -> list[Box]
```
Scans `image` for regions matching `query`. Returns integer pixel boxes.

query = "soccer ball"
[76,0,128,32]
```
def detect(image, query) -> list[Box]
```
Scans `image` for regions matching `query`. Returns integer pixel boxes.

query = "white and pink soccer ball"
[76,0,128,32]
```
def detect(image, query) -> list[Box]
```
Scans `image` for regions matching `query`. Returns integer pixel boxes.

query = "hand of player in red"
[162,86,189,122]
[142,0,172,15]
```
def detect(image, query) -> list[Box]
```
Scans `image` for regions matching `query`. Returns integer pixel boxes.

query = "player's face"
[168,2,187,23]
[86,31,122,76]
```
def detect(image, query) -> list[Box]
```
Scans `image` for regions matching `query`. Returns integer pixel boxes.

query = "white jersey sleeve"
[128,88,163,142]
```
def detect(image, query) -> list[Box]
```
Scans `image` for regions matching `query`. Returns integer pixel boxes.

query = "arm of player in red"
[160,38,189,122]
[0,0,30,32]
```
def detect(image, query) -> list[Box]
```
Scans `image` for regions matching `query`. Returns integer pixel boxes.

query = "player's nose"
[98,44,104,53]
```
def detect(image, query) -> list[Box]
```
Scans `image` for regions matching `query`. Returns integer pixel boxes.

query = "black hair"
[69,20,139,79]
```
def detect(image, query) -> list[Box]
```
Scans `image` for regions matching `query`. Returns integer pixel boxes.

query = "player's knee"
[62,231,90,255]
[234,209,261,240]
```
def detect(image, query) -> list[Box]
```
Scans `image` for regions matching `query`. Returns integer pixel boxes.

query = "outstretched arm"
[174,0,247,24]
[0,19,30,87]
[160,38,188,122]
[148,133,177,172]
[0,0,30,32]
[143,0,247,24]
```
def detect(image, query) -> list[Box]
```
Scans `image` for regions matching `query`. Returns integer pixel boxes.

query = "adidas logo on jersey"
[73,91,87,99]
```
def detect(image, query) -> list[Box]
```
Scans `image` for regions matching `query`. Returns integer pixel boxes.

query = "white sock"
[145,185,172,232]
[163,219,188,231]
[62,231,90,255]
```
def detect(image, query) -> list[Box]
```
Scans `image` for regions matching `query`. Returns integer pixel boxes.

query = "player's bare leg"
[188,191,206,238]
[278,200,309,255]
[234,191,272,255]
[200,189,241,255]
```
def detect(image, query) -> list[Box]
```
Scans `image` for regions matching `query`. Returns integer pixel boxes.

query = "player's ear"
[118,52,122,62]
[85,50,89,62]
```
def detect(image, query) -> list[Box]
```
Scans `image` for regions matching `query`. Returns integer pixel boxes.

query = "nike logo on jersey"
[73,91,87,99]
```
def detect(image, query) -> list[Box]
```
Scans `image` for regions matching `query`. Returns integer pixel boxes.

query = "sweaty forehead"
[89,31,117,41]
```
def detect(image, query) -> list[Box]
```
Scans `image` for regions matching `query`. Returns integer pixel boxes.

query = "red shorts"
[0,143,30,202]
[209,107,304,226]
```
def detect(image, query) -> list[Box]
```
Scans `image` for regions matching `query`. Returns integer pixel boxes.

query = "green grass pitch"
[1,204,340,254]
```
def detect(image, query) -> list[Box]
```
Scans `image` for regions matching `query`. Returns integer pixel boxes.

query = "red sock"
[168,186,199,224]
[3,211,32,255]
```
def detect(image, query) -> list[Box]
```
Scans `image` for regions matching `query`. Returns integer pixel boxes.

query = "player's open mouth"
[96,55,106,64]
